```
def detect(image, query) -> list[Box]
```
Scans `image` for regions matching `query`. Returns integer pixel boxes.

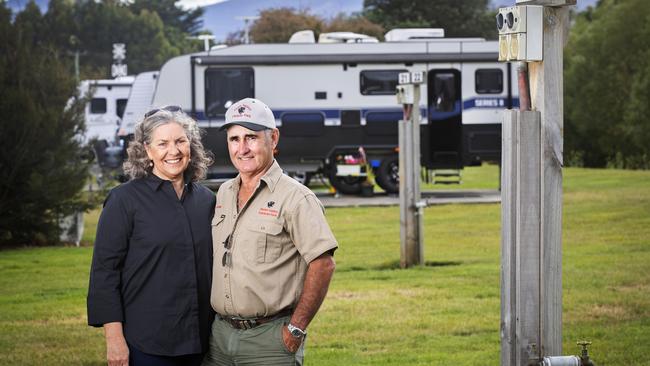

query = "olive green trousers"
[201,315,304,366]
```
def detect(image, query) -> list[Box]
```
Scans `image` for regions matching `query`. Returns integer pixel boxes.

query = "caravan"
[146,29,517,193]
[78,72,158,176]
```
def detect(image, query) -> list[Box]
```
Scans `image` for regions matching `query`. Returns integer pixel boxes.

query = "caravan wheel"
[376,156,399,194]
[288,172,312,186]
[328,172,363,195]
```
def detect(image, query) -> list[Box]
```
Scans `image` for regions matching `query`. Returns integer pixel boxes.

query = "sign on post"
[111,43,128,78]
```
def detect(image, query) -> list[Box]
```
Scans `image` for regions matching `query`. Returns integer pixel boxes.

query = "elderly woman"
[87,106,215,366]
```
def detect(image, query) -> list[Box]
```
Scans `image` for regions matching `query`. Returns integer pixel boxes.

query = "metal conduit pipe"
[541,356,582,366]
[517,61,532,111]
[538,341,596,366]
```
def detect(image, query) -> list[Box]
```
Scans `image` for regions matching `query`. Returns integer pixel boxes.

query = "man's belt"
[217,309,292,330]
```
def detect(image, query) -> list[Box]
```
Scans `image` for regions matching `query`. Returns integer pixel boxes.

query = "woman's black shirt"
[87,175,215,356]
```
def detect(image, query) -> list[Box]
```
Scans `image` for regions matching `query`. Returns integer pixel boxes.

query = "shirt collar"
[229,160,282,193]
[144,173,193,192]
[261,160,282,193]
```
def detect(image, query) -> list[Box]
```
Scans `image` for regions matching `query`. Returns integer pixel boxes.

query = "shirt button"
[225,295,229,298]
[224,274,228,278]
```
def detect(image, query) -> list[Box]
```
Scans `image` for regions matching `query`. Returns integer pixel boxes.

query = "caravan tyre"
[376,156,399,194]
[328,171,363,195]
[288,172,312,186]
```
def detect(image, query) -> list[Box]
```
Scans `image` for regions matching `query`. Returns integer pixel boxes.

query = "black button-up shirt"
[87,174,215,356]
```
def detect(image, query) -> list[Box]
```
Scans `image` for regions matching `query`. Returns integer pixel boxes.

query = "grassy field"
[1,165,649,365]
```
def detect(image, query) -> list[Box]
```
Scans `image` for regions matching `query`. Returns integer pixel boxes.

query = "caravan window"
[360,70,406,95]
[432,72,458,112]
[205,68,254,117]
[116,98,128,118]
[475,69,503,94]
[90,98,107,114]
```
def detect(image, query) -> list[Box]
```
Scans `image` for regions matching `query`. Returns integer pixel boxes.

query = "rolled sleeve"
[87,190,131,327]
[286,194,338,264]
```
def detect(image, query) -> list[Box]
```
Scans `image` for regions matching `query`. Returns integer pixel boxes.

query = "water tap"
[577,341,595,366]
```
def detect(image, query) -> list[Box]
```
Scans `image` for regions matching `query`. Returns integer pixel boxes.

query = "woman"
[87,106,215,366]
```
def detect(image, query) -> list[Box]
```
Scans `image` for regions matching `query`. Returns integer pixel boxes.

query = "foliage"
[363,0,497,39]
[324,13,385,40]
[565,0,650,169]
[68,0,203,78]
[0,2,91,246]
[8,0,205,80]
[249,7,324,44]
[246,8,384,44]
[129,0,204,36]
[1,167,650,364]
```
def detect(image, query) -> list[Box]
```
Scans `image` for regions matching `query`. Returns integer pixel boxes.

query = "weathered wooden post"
[499,1,573,365]
[397,71,426,268]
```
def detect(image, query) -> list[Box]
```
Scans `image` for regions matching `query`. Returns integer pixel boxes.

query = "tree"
[564,0,650,168]
[363,0,497,39]
[324,13,385,39]
[129,0,204,36]
[250,8,324,43]
[0,1,91,246]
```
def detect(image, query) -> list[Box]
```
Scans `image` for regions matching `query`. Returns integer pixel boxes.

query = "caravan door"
[425,68,462,169]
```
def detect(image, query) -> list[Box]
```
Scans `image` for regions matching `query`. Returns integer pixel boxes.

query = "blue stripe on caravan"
[462,97,522,110]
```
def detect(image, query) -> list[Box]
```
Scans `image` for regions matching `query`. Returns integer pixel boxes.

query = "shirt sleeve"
[286,194,338,264]
[87,189,132,327]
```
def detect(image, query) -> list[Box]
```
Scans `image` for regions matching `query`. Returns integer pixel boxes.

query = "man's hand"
[281,325,303,353]
[105,322,129,366]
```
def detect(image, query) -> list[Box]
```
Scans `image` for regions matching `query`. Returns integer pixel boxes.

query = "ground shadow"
[339,259,462,273]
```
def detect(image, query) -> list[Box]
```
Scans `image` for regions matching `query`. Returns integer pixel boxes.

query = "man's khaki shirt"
[210,160,338,318]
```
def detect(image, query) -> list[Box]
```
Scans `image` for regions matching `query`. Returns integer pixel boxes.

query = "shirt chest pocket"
[250,221,285,263]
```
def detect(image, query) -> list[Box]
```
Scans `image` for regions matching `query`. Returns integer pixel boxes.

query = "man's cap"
[220,98,276,131]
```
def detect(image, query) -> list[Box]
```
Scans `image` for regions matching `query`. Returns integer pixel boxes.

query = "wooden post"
[501,110,542,365]
[528,7,569,357]
[501,5,570,365]
[501,110,517,366]
[399,83,424,268]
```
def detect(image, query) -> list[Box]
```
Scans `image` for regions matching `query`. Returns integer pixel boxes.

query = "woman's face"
[145,122,191,182]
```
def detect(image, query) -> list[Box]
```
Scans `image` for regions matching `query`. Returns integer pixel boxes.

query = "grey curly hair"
[123,107,213,182]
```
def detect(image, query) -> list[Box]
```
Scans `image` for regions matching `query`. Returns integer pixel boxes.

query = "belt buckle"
[231,317,256,330]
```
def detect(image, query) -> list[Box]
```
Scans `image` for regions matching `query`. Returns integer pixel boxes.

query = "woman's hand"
[104,322,129,366]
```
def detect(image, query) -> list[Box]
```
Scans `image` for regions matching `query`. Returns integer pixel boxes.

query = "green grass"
[1,166,649,365]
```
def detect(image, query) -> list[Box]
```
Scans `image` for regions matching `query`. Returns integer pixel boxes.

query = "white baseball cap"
[221,98,276,131]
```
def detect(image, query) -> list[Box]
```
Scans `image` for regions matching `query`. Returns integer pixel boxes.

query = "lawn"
[0,166,649,365]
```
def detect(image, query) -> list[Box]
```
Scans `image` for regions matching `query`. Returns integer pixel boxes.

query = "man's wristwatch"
[287,323,307,338]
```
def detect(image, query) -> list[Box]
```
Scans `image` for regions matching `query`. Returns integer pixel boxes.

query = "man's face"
[226,124,278,177]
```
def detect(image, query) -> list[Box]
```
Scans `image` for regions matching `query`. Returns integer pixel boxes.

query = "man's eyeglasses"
[144,105,182,118]
[222,234,232,267]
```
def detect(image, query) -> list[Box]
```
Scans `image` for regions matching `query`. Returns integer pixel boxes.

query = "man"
[203,98,337,366]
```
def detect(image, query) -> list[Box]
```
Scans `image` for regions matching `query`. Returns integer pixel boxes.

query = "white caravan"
[121,71,160,136]
[78,76,134,146]
[148,29,518,193]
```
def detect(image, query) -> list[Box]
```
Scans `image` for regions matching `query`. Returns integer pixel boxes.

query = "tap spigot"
[577,341,595,366]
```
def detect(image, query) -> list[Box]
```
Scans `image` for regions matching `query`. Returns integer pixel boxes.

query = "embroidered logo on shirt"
[267,201,275,208]
[258,207,279,217]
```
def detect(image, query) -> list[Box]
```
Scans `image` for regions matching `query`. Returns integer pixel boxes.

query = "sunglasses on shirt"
[222,234,232,267]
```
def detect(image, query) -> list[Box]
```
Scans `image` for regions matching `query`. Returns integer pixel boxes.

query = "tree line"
[564,0,650,169]
[0,0,205,246]
[0,0,647,246]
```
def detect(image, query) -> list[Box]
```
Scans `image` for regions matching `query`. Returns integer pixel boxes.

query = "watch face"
[290,329,303,337]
